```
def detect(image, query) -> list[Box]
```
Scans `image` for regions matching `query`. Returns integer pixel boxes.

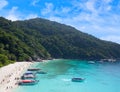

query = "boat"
[71,78,84,82]
[88,61,95,64]
[18,79,39,85]
[27,68,41,71]
[21,74,36,79]
[37,71,47,74]
[24,71,35,75]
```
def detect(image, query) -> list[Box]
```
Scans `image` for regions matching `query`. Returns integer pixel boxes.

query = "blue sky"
[0,0,120,44]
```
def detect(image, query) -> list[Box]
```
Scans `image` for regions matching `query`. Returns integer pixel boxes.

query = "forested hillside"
[0,17,120,66]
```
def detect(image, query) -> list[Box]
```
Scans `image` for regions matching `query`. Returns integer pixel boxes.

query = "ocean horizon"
[14,59,120,92]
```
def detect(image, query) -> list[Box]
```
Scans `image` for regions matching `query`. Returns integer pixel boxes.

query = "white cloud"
[61,7,71,14]
[103,0,112,4]
[4,6,39,21]
[41,3,72,18]
[86,0,97,14]
[26,14,38,19]
[41,3,54,15]
[6,7,19,21]
[0,0,8,10]
[49,16,62,22]
[31,0,40,6]
[101,35,120,44]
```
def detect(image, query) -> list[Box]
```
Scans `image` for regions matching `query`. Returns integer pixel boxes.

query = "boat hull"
[19,80,39,85]
[71,78,84,82]
[37,71,47,74]
[27,68,40,71]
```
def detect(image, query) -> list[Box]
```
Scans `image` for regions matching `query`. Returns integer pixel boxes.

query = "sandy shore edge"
[0,62,33,92]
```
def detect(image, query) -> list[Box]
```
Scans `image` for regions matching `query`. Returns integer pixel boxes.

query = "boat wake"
[61,78,71,82]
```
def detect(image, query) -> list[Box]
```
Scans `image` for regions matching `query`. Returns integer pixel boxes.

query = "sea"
[13,59,120,92]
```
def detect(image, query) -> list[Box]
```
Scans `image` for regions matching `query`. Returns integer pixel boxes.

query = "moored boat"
[18,79,39,85]
[88,61,95,64]
[71,78,84,82]
[21,74,36,79]
[37,71,47,74]
[24,71,36,75]
[27,68,41,71]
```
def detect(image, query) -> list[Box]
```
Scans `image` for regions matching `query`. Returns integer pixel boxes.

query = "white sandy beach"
[0,62,33,92]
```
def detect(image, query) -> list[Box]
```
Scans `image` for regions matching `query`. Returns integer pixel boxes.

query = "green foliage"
[16,18,120,60]
[0,16,120,67]
[0,54,15,67]
[0,17,51,66]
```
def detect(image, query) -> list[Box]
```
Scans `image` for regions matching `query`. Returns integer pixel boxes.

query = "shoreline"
[0,62,33,92]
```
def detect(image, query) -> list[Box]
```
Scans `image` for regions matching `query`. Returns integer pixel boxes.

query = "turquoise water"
[14,59,120,92]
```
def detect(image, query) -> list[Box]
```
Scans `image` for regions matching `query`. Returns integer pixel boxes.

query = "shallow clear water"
[14,59,120,92]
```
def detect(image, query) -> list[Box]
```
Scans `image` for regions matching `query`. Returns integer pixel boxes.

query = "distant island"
[0,17,120,67]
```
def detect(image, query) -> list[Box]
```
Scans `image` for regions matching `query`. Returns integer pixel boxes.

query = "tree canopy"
[0,17,120,67]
